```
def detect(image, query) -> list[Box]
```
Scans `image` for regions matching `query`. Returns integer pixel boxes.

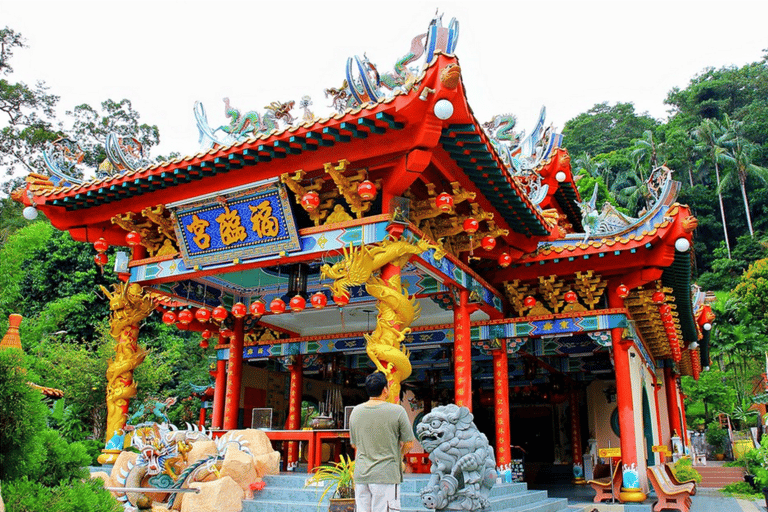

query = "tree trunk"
[714,161,732,258]
[739,176,755,236]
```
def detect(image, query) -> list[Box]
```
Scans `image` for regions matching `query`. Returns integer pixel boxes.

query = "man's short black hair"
[365,372,388,397]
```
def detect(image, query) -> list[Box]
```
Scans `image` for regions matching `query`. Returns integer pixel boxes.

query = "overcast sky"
[3,0,766,160]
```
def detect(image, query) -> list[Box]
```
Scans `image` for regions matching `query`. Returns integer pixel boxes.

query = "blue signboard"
[173,183,300,267]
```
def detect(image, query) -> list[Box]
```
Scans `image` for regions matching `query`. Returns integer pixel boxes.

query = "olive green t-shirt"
[349,402,414,484]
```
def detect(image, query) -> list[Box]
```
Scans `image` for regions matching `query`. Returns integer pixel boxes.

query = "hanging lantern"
[199,339,209,349]
[93,237,109,253]
[211,306,228,321]
[357,180,376,201]
[462,217,479,234]
[249,300,266,316]
[195,308,211,323]
[177,309,193,325]
[665,326,677,335]
[333,294,350,306]
[480,235,496,251]
[498,253,512,268]
[162,310,177,325]
[310,292,328,309]
[231,302,247,319]
[301,191,320,211]
[220,328,234,339]
[616,284,630,299]
[652,291,666,305]
[94,253,109,266]
[125,231,142,247]
[289,295,307,312]
[659,304,672,315]
[660,312,673,323]
[201,329,212,340]
[523,296,536,308]
[270,297,286,314]
[435,192,454,212]
[564,290,578,304]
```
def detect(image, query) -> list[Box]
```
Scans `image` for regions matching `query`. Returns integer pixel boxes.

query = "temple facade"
[13,15,713,502]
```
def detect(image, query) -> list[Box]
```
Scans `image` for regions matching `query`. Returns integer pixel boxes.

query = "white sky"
[2,0,767,160]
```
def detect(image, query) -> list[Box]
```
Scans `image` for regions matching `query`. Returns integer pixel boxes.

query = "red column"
[286,355,303,471]
[570,389,585,484]
[609,290,646,502]
[198,405,207,428]
[493,340,511,473]
[454,289,472,410]
[679,388,690,445]
[223,318,244,430]
[212,359,227,429]
[664,367,682,439]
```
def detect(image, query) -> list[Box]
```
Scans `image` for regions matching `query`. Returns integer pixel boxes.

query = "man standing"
[350,372,414,512]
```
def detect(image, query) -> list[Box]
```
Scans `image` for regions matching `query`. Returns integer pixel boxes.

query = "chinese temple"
[13,14,714,503]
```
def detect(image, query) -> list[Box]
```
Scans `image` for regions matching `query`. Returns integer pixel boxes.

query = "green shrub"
[0,349,47,481]
[31,429,90,486]
[672,457,703,483]
[721,481,761,497]
[706,421,729,453]
[3,477,122,512]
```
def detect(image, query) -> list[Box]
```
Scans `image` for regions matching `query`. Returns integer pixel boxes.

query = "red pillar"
[454,289,472,410]
[570,389,585,484]
[198,405,207,428]
[223,318,244,430]
[493,340,511,473]
[609,289,646,502]
[679,388,690,445]
[664,367,682,439]
[286,355,303,471]
[212,359,227,429]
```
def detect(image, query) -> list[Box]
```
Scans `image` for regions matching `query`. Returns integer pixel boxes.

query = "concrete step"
[242,473,569,512]
[695,466,745,488]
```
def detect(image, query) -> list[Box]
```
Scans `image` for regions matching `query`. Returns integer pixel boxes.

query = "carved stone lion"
[416,404,496,511]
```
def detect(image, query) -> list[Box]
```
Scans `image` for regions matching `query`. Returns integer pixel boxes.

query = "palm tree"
[693,118,732,258]
[717,116,768,237]
[631,130,660,183]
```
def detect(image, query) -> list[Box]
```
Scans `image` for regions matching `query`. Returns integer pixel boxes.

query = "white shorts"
[354,483,400,512]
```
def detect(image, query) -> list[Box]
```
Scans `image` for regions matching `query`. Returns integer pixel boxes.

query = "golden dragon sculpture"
[321,236,444,402]
[98,282,155,463]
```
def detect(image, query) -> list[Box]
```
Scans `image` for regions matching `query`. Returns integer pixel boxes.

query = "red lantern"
[289,295,307,312]
[301,191,320,211]
[162,310,177,325]
[435,192,454,212]
[94,253,109,266]
[201,329,212,339]
[523,296,536,308]
[195,308,211,323]
[220,328,234,339]
[199,339,209,349]
[270,297,286,314]
[659,304,672,315]
[94,237,109,253]
[462,217,479,234]
[616,284,630,299]
[652,291,666,305]
[357,180,376,201]
[498,253,512,268]
[231,302,247,319]
[125,231,142,247]
[177,309,193,325]
[564,290,578,303]
[480,236,496,251]
[661,312,673,323]
[211,306,228,321]
[310,292,328,309]
[249,300,266,316]
[333,294,350,306]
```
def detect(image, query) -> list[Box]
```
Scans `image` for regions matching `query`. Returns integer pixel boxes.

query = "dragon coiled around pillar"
[320,236,444,401]
[99,282,156,451]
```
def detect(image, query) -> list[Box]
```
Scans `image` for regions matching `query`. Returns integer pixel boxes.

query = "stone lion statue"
[416,404,496,511]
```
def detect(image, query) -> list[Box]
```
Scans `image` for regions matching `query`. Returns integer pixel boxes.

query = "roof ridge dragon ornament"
[320,236,445,401]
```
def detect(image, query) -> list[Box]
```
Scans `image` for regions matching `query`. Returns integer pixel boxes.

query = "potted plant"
[706,421,729,460]
[305,455,355,512]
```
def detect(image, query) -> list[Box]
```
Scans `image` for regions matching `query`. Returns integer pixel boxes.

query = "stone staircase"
[695,465,746,488]
[242,473,570,512]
